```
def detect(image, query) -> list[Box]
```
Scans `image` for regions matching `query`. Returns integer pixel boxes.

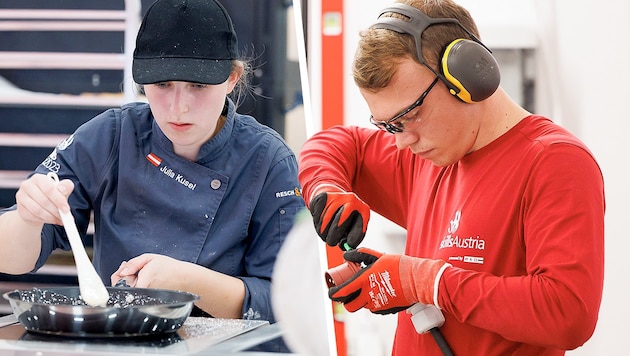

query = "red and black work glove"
[308,190,370,249]
[329,248,451,315]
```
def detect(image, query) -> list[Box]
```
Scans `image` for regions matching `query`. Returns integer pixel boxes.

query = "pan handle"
[114,279,131,288]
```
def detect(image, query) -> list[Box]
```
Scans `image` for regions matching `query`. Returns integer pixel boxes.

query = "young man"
[299,1,605,354]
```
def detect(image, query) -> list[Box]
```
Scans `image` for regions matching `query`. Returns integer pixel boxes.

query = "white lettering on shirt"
[440,210,486,265]
[440,235,486,250]
[275,187,302,198]
[158,165,196,191]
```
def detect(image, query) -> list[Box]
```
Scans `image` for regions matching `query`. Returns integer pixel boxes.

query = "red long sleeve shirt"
[298,116,605,355]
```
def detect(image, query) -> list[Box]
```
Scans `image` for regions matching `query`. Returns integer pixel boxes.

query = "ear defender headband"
[371,3,500,103]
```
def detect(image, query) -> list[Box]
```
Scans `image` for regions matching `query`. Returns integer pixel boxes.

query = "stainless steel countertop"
[0,315,292,355]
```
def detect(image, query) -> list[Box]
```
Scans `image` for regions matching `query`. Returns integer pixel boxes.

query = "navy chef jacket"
[0,98,305,323]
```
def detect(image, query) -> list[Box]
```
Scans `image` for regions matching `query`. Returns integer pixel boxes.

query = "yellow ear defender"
[441,38,500,103]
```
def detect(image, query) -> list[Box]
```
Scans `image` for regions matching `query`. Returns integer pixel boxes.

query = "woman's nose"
[170,89,189,114]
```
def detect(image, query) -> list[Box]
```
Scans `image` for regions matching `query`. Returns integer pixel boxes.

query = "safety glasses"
[369,77,438,134]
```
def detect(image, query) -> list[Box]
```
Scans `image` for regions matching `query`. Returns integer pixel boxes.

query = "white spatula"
[47,172,109,307]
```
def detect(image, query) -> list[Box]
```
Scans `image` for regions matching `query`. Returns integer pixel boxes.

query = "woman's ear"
[135,83,145,96]
[226,63,244,94]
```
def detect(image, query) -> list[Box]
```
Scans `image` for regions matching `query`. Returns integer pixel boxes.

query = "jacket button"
[210,179,221,190]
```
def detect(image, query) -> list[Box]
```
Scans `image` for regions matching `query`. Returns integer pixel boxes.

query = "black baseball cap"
[132,0,238,85]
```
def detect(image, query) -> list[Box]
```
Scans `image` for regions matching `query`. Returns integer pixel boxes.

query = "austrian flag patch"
[146,153,162,167]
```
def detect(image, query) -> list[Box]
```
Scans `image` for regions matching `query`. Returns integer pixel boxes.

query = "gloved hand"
[329,248,451,315]
[308,189,370,249]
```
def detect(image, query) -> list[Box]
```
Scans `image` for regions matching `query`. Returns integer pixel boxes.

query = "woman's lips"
[169,122,193,132]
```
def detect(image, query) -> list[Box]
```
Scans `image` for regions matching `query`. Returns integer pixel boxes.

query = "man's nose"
[395,131,415,150]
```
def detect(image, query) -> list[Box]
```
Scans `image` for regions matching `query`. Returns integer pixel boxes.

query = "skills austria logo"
[439,210,486,265]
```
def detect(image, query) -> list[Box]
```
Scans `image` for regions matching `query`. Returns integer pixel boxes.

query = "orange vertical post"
[321,1,346,355]
[321,0,344,131]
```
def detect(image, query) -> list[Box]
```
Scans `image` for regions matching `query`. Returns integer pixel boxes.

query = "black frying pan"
[3,286,199,337]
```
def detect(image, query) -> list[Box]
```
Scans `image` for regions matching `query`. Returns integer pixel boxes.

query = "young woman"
[0,0,304,323]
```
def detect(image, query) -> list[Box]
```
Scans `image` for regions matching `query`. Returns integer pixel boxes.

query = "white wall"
[543,1,630,355]
[307,0,630,355]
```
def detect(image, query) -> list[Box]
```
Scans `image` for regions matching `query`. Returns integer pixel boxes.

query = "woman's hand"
[15,173,75,226]
[110,253,246,319]
[111,253,189,290]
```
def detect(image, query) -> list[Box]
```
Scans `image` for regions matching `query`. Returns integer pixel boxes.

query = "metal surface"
[0,314,18,328]
[3,286,198,337]
[197,322,284,354]
[0,317,277,355]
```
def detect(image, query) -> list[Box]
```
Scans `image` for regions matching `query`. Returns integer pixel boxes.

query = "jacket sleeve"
[240,147,305,322]
[31,109,120,271]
